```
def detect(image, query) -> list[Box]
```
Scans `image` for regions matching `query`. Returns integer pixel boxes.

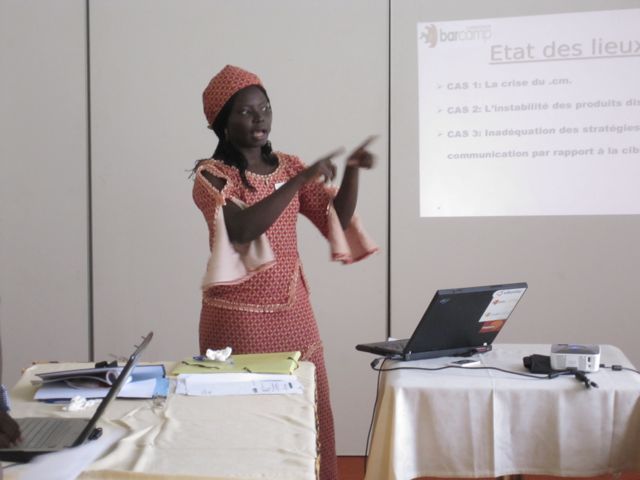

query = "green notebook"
[172,351,301,375]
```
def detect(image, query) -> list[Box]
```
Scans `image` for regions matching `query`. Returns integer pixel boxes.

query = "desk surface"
[365,343,640,480]
[4,361,317,480]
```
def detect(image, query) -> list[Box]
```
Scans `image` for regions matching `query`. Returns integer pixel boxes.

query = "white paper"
[176,373,303,396]
[34,378,158,401]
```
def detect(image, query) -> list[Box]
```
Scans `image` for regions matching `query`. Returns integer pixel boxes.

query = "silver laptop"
[356,283,527,360]
[0,331,153,463]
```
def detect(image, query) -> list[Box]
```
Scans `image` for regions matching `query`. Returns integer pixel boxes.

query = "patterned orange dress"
[192,152,377,480]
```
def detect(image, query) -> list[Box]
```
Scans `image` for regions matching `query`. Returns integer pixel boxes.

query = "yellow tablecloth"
[4,361,317,480]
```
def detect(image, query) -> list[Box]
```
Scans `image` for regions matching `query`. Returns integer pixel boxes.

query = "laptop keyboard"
[17,417,86,449]
[386,339,408,352]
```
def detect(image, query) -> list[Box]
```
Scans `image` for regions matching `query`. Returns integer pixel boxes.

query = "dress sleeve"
[290,155,379,264]
[193,162,276,289]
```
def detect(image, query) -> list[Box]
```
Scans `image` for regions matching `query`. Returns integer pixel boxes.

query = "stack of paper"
[172,351,303,397]
[33,365,168,401]
[176,373,303,396]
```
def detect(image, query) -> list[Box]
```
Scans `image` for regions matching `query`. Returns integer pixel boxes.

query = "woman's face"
[225,86,272,150]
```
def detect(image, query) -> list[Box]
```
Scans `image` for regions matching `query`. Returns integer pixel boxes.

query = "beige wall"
[1,0,639,456]
[0,0,90,386]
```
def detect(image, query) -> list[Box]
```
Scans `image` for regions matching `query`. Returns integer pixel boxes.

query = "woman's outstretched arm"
[333,136,377,229]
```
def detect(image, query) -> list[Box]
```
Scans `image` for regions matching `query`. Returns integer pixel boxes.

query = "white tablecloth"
[365,344,640,480]
[4,361,317,480]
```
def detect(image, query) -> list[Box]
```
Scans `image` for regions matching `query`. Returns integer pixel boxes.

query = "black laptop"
[0,331,153,463]
[356,283,527,361]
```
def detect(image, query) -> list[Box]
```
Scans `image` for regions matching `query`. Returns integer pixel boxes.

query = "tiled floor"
[337,456,366,480]
[337,457,640,480]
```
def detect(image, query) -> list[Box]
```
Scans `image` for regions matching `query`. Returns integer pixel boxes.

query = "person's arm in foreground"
[0,336,21,447]
[0,410,20,447]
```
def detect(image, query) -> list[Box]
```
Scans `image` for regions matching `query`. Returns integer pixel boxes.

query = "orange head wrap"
[202,65,263,126]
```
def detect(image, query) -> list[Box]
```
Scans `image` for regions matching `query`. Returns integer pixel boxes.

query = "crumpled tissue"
[64,395,101,411]
[205,346,232,362]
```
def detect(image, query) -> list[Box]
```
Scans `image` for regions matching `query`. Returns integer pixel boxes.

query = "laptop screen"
[404,283,527,355]
[74,331,154,446]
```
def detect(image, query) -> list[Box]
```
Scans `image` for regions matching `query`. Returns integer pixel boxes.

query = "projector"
[550,344,600,372]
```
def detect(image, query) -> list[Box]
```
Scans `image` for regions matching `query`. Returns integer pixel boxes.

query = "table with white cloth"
[365,344,640,480]
[3,361,318,480]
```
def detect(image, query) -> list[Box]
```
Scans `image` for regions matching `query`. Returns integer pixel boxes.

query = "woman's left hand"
[346,135,377,169]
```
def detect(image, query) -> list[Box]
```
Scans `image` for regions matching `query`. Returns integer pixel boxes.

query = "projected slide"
[417,9,640,217]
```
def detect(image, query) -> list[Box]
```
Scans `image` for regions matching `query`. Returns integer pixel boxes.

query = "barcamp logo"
[420,24,438,48]
[420,24,492,47]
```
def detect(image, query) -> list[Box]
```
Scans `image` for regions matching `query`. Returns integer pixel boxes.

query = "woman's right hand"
[299,148,345,184]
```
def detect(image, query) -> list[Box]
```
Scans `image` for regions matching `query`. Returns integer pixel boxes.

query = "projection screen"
[417,8,640,217]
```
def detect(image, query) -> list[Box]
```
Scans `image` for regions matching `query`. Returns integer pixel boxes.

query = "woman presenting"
[192,65,377,480]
